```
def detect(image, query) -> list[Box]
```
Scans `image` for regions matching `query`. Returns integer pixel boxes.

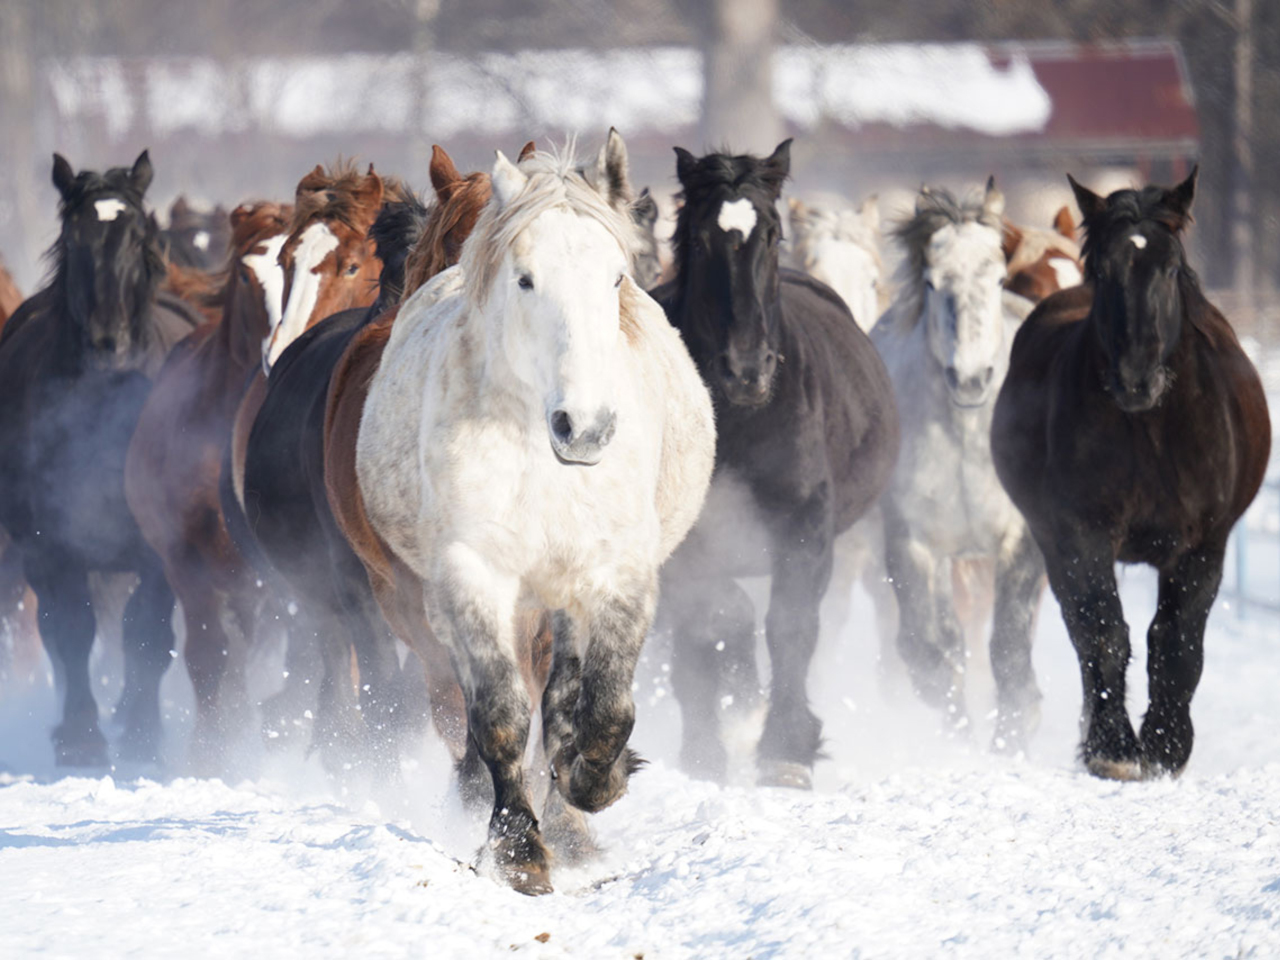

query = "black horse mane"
[367,191,429,312]
[671,149,786,287]
[1077,185,1196,284]
[44,164,166,341]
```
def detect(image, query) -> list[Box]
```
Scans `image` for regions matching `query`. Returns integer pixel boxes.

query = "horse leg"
[553,576,655,814]
[1139,544,1224,777]
[176,568,235,764]
[883,510,965,723]
[429,558,549,895]
[538,610,597,865]
[988,526,1045,755]
[757,496,834,789]
[116,561,176,763]
[307,606,364,774]
[1042,536,1140,780]
[662,570,758,783]
[25,556,107,766]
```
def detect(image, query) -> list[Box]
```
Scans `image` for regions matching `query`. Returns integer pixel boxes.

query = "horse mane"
[367,192,429,309]
[461,147,636,308]
[402,170,490,302]
[670,149,785,294]
[886,184,1003,332]
[789,198,883,276]
[290,160,411,235]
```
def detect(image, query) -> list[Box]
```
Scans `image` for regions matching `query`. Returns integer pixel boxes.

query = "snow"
[2,565,1278,958]
[44,43,1051,144]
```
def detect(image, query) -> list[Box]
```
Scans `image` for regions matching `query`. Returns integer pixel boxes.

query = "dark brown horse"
[992,169,1271,780]
[124,201,293,760]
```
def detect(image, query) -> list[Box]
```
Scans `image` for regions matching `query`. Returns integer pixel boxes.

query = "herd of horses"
[0,129,1269,894]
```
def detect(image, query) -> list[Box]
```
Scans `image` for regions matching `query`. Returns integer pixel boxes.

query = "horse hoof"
[484,831,554,896]
[502,861,554,897]
[1084,756,1144,781]
[565,748,645,813]
[757,760,812,790]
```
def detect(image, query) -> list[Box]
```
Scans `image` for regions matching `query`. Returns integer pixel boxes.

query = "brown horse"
[124,201,293,759]
[992,169,1271,780]
[323,146,553,784]
[227,163,391,522]
[1003,206,1082,303]
[0,256,20,325]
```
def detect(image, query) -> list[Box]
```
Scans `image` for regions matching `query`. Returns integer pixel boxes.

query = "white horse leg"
[989,526,1046,755]
[550,575,655,815]
[883,508,969,728]
[427,549,550,895]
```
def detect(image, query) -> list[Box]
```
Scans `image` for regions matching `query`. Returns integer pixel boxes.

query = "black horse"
[653,141,900,788]
[992,168,1271,780]
[231,193,427,772]
[0,151,199,765]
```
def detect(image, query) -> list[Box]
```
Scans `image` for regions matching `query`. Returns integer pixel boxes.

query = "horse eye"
[924,279,935,292]
[614,273,624,288]
[518,274,534,290]
[345,263,359,277]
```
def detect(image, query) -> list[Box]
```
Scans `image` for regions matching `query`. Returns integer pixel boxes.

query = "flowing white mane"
[460,147,637,307]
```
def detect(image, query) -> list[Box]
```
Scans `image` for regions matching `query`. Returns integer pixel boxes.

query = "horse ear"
[1001,222,1024,264]
[1165,165,1198,227]
[52,153,75,198]
[353,169,385,214]
[429,145,463,199]
[593,127,633,211]
[633,187,658,227]
[915,186,935,214]
[130,150,154,196]
[1067,174,1105,222]
[492,150,528,207]
[517,141,537,162]
[1053,205,1076,239]
[759,138,792,196]
[298,164,329,198]
[982,176,1005,218]
[229,202,255,231]
[673,147,697,186]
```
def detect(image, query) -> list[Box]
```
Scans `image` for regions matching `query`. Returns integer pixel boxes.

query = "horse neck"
[216,266,272,371]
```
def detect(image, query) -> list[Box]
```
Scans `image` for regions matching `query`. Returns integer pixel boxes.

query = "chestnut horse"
[124,201,293,760]
[1002,206,1082,303]
[0,256,20,324]
[992,170,1270,779]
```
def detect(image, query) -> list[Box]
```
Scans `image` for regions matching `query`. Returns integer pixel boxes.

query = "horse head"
[1070,168,1197,413]
[788,193,883,331]
[896,178,1008,407]
[672,139,791,407]
[50,150,165,370]
[462,148,634,466]
[1003,206,1082,303]
[264,162,388,368]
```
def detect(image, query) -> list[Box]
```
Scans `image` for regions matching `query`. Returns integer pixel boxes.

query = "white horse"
[871,179,1044,752]
[355,149,715,895]
[787,195,886,332]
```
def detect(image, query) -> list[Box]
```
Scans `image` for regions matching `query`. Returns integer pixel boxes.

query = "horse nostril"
[98,337,117,353]
[981,367,995,388]
[717,353,735,383]
[945,367,960,391]
[551,409,573,444]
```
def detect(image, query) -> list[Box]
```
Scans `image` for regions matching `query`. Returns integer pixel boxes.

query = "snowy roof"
[43,40,1194,151]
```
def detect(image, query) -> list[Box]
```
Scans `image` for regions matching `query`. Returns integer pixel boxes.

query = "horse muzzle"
[944,365,995,409]
[548,406,617,466]
[1109,368,1169,413]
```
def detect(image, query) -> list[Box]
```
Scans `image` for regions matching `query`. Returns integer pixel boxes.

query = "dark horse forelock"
[1076,185,1194,283]
[48,163,166,353]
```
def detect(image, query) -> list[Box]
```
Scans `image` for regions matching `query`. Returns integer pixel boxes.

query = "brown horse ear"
[52,153,75,198]
[297,164,329,198]
[429,145,462,199]
[352,169,385,217]
[130,150,154,196]
[229,202,255,231]
[517,141,537,162]
[759,138,792,196]
[1067,174,1105,222]
[1165,165,1198,227]
[674,146,697,186]
[1001,221,1024,264]
[1053,205,1076,239]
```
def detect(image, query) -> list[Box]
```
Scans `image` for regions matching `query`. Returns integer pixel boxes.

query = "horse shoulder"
[621,280,715,559]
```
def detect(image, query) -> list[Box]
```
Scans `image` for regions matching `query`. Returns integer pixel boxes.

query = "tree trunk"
[699,0,782,155]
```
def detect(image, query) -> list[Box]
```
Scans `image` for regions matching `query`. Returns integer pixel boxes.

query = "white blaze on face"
[193,230,211,251]
[94,198,127,222]
[717,197,758,238]
[265,222,339,369]
[1130,233,1148,250]
[242,233,288,362]
[1049,256,1083,289]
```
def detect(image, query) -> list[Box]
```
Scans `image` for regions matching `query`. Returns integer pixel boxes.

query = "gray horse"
[871,179,1045,753]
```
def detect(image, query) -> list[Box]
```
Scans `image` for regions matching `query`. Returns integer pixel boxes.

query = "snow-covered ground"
[1,561,1277,959]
